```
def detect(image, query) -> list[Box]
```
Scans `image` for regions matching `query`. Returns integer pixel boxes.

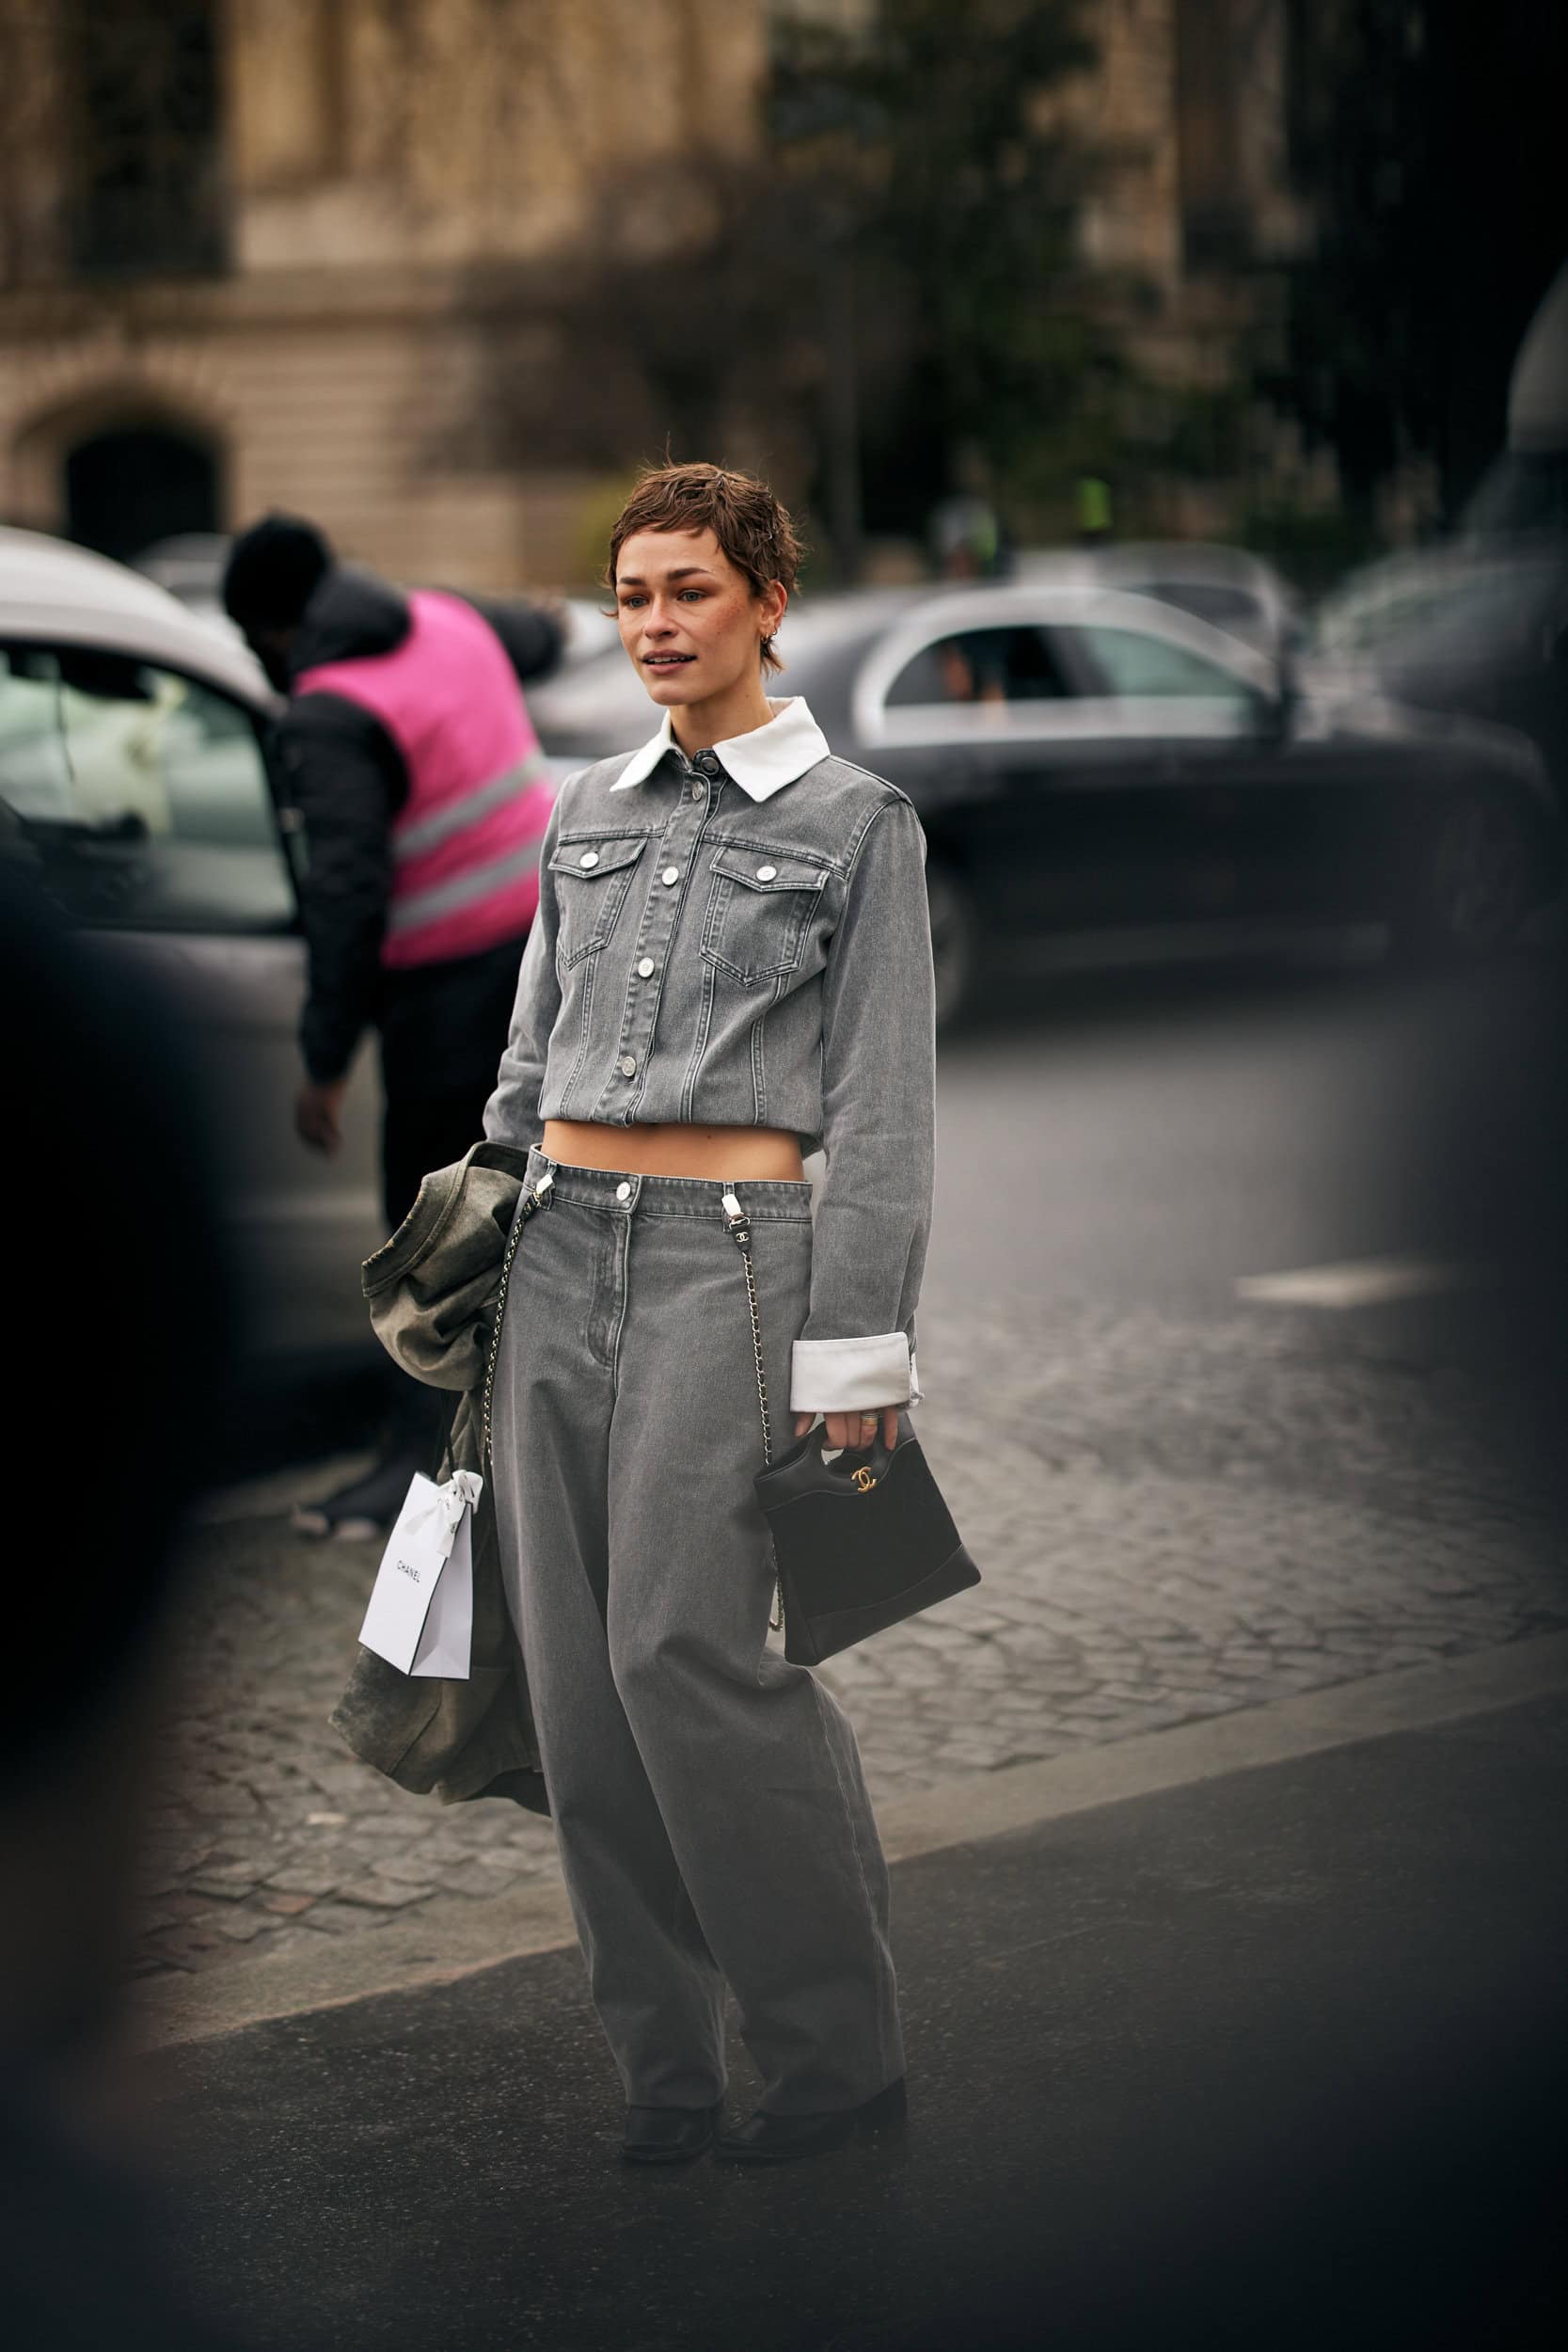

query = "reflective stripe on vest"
[392,748,552,862]
[386,835,545,937]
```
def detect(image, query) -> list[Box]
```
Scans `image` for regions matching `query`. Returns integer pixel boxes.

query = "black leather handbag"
[723,1191,980,1667]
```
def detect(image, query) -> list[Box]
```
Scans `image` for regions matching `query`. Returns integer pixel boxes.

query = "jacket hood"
[290,563,411,676]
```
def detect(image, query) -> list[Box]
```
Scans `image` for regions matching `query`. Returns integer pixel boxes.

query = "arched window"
[65,422,221,564]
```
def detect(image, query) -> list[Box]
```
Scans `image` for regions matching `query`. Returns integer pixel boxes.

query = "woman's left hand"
[793,1405,901,1450]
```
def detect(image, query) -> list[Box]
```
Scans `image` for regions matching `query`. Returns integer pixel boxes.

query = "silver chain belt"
[721,1187,784,1633]
[481,1168,554,1466]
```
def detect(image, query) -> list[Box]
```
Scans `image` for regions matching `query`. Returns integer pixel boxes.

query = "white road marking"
[1235,1256,1483,1309]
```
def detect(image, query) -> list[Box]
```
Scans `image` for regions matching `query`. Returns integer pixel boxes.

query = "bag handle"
[772,1410,906,1496]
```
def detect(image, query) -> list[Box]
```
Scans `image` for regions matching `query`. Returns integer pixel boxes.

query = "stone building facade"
[0,0,766,585]
[0,0,1305,586]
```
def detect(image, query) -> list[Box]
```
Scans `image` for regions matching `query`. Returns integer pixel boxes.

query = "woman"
[482,462,935,2166]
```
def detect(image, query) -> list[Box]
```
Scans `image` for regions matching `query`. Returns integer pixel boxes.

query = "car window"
[0,645,293,932]
[885,626,1069,708]
[1128,580,1263,636]
[1071,625,1259,705]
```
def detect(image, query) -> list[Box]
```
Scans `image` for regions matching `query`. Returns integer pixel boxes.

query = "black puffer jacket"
[274,566,562,1084]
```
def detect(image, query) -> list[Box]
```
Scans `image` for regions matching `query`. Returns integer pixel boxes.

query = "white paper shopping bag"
[357,1470,481,1680]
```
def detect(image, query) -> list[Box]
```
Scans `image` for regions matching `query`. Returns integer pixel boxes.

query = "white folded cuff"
[790,1331,913,1414]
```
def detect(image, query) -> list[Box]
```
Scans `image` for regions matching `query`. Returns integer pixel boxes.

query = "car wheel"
[1391,790,1537,961]
[926,859,979,1029]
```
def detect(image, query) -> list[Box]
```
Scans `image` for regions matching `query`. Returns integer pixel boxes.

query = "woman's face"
[614,526,784,709]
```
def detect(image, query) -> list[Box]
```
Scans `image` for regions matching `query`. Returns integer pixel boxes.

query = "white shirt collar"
[609,695,830,803]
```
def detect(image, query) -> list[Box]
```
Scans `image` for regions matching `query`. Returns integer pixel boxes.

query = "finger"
[882,1406,900,1449]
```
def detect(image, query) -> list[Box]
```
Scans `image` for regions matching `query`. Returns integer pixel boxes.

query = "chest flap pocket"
[548,833,649,964]
[700,843,831,985]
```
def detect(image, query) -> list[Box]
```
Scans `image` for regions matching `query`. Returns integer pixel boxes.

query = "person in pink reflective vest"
[223,514,563,1534]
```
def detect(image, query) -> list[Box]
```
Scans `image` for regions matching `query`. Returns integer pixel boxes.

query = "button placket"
[593,771,712,1121]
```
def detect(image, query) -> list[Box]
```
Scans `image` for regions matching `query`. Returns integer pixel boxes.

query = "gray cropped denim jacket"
[481,696,935,1413]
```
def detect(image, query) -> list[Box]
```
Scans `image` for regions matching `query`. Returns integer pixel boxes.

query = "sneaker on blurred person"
[292,1450,420,1542]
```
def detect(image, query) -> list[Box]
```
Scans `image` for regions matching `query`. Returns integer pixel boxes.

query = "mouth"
[642,652,696,672]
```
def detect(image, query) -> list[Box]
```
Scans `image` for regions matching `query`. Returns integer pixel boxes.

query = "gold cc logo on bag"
[852,1466,878,1492]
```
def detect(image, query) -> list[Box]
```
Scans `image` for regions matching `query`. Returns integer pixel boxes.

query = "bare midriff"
[541,1118,805,1182]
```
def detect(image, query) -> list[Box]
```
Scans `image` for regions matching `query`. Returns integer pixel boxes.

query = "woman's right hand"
[794,1406,900,1452]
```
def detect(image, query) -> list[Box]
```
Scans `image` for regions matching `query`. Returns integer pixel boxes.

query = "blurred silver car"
[1012,542,1304,659]
[1,528,481,1363]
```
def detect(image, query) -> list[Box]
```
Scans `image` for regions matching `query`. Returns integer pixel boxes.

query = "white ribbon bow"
[402,1469,483,1565]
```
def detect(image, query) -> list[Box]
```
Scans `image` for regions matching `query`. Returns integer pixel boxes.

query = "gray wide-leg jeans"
[488,1146,905,2115]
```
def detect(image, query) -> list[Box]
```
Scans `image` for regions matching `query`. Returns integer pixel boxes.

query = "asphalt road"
[153,1683,1568,2352]
[935,947,1559,1320]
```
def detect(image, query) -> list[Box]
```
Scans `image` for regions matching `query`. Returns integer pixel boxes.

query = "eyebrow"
[616,566,719,588]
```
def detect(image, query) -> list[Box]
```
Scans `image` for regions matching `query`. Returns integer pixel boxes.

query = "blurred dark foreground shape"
[0,861,276,2347]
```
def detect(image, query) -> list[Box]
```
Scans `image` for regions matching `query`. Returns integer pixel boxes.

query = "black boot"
[293,1378,445,1541]
[621,2102,724,2166]
[712,2077,907,2165]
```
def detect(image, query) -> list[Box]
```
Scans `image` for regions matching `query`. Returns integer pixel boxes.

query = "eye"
[677,589,705,602]
[619,593,646,610]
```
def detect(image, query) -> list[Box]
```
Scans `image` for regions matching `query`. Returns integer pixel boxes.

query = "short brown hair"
[606,462,803,675]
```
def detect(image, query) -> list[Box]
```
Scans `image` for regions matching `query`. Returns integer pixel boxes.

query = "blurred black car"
[1307,539,1568,813]
[532,582,1563,1026]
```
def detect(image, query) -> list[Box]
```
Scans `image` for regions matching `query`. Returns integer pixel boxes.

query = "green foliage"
[769,0,1108,528]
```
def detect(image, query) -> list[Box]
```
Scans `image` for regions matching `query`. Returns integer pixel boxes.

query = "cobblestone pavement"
[135,1280,1567,1980]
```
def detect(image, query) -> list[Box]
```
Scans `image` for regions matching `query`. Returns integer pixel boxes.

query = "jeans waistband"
[525,1143,814,1219]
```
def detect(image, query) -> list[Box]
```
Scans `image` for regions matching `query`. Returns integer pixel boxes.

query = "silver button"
[637,957,655,977]
[578,850,599,868]
[615,1181,631,1200]
[755,863,777,882]
[661,865,679,885]
[619,1054,637,1076]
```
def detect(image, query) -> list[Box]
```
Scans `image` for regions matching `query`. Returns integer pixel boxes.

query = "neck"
[670,675,776,756]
